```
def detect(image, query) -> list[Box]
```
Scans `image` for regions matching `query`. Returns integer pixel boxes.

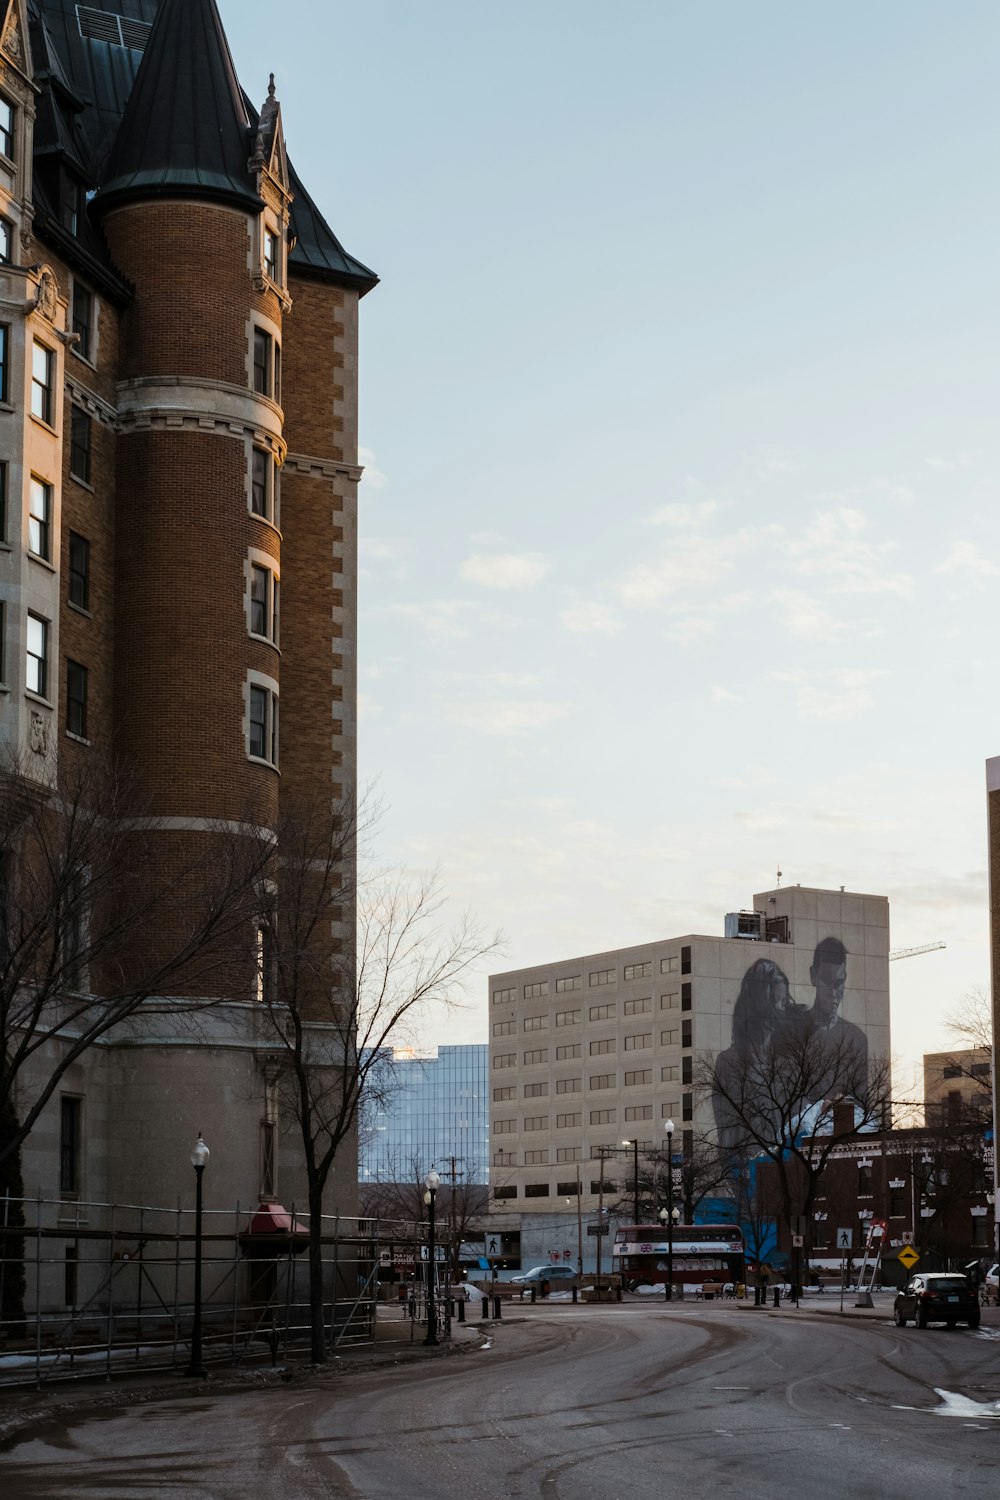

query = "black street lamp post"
[186,1134,210,1377]
[423,1169,441,1346]
[661,1118,675,1303]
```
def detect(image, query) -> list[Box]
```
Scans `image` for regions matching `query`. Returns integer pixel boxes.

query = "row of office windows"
[493,1006,657,1036]
[490,950,691,1006]
[492,1068,658,1102]
[492,1025,691,1068]
[494,1101,665,1134]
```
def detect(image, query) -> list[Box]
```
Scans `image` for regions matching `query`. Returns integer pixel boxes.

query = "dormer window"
[263,227,279,283]
[61,171,84,236]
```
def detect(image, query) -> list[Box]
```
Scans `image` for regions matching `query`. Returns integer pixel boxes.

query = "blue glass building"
[360,1045,489,1185]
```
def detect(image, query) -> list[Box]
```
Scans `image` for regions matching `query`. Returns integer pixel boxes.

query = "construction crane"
[888,942,946,962]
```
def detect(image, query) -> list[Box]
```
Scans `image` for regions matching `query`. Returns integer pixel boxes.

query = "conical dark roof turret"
[95,0,260,213]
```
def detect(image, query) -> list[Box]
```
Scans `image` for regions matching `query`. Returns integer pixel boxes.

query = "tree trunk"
[307,1180,327,1364]
[0,1093,25,1336]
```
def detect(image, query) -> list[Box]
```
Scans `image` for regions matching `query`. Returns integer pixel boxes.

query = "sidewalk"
[0,1315,485,1448]
[735,1290,1000,1324]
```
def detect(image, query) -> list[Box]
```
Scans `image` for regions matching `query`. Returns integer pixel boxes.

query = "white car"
[984,1264,999,1300]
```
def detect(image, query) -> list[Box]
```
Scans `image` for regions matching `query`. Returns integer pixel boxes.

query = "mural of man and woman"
[712,936,868,1149]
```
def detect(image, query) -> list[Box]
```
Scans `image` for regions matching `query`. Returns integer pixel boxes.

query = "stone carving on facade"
[3,14,21,62]
[33,266,59,322]
[29,710,49,756]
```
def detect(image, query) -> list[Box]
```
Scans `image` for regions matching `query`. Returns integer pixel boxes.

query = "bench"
[698,1283,726,1300]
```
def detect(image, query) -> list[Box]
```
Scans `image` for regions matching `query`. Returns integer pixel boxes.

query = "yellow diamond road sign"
[897,1246,920,1270]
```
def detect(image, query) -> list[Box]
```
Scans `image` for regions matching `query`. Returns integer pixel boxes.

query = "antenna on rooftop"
[776,869,782,888]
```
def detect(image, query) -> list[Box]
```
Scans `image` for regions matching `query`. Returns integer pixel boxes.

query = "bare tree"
[695,1024,893,1258]
[944,985,993,1056]
[257,793,502,1362]
[605,1136,730,1225]
[930,985,994,1128]
[0,756,271,1174]
[359,1150,491,1275]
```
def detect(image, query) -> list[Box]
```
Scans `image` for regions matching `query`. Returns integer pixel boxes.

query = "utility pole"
[576,1162,584,1275]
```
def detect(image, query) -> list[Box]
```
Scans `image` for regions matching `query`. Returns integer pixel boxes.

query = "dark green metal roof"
[95,0,260,213]
[27,0,378,292]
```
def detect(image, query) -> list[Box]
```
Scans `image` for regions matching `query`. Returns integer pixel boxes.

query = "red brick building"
[0,0,376,1212]
[765,1123,994,1286]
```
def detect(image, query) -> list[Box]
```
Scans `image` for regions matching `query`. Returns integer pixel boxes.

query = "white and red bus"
[611,1223,745,1293]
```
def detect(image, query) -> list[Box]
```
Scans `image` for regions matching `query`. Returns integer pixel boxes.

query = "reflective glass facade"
[360,1045,488,1184]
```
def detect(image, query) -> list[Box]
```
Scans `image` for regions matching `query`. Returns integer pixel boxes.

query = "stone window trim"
[66,659,88,742]
[246,436,282,529]
[70,280,98,367]
[30,339,57,429]
[28,475,53,562]
[244,669,280,771]
[247,313,283,407]
[26,612,50,700]
[68,534,89,615]
[246,549,281,648]
[0,93,14,163]
[69,406,93,487]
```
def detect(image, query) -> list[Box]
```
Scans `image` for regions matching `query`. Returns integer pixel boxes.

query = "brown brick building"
[0,0,376,1214]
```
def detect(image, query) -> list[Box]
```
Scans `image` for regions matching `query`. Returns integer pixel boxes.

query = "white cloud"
[771,588,848,640]
[386,600,476,638]
[618,531,773,610]
[664,616,716,645]
[444,699,568,736]
[459,553,550,589]
[788,508,914,598]
[711,687,744,704]
[933,541,1000,578]
[560,601,624,636]
[647,501,719,528]
[357,692,381,720]
[358,446,388,489]
[360,537,406,561]
[770,666,887,720]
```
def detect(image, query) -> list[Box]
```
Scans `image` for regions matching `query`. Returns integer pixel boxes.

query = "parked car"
[893,1272,980,1329]
[985,1264,1000,1301]
[509,1265,577,1291]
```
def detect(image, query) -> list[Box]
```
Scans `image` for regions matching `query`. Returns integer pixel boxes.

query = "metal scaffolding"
[0,1191,428,1388]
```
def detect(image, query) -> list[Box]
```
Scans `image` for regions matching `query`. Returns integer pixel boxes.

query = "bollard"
[772,1286,780,1307]
[493,1295,502,1319]
[572,1287,578,1304]
[616,1283,622,1302]
[754,1286,761,1306]
[458,1299,465,1323]
[530,1286,537,1304]
[481,1297,489,1319]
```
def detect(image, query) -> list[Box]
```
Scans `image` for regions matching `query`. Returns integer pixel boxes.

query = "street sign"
[836,1228,853,1251]
[897,1246,920,1271]
[901,1231,914,1245]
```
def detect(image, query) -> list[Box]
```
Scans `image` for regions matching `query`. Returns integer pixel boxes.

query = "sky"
[226,1,998,1095]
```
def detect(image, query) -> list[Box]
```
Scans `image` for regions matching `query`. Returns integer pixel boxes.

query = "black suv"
[893,1272,980,1329]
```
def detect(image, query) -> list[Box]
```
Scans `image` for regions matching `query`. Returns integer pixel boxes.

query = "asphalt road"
[3,1304,1000,1499]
